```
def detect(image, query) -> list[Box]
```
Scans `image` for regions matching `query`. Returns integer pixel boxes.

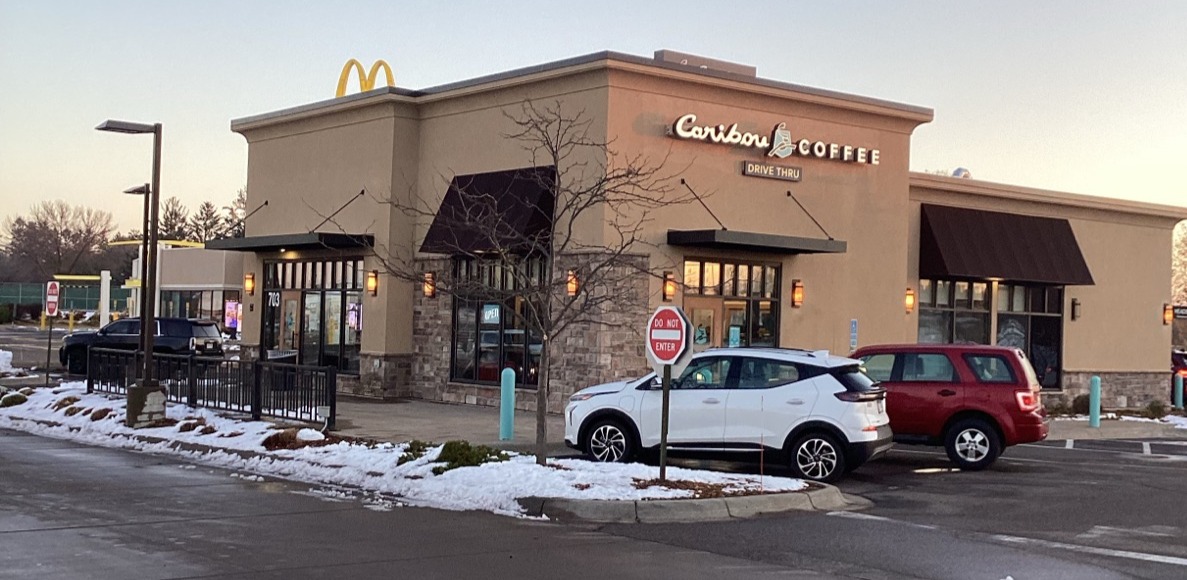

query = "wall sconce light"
[662,271,677,302]
[791,279,804,308]
[366,270,379,296]
[1071,298,1081,321]
[566,270,579,297]
[905,287,916,314]
[423,272,436,298]
[244,273,255,296]
[1164,303,1174,326]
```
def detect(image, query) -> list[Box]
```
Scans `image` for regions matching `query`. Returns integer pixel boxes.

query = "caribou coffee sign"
[671,113,881,165]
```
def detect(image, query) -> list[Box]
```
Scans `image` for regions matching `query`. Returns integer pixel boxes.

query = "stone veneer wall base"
[1043,371,1171,410]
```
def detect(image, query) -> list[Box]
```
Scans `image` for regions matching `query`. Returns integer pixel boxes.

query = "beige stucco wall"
[157,248,243,289]
[603,66,931,354]
[909,175,1184,373]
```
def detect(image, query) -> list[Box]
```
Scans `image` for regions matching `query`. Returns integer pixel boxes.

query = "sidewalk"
[333,397,569,455]
[330,397,1187,455]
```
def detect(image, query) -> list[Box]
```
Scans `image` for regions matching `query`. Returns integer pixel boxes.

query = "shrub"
[397,439,435,466]
[0,304,12,324]
[1044,398,1070,416]
[1144,400,1169,419]
[1071,394,1091,415]
[430,440,509,475]
[90,408,112,421]
[1,392,28,407]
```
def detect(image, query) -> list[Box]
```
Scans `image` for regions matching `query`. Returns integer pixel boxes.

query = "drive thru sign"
[45,281,60,317]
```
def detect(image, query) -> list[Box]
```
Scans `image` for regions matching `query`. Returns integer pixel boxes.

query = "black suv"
[60,318,224,374]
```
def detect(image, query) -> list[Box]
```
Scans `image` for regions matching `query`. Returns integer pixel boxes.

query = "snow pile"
[0,383,807,517]
[0,350,12,372]
[1164,415,1187,430]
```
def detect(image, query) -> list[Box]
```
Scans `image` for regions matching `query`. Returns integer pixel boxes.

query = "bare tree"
[1,200,115,280]
[366,100,692,464]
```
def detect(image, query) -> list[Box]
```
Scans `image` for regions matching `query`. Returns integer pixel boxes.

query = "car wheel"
[789,432,846,483]
[66,348,86,375]
[583,418,636,463]
[944,418,1000,470]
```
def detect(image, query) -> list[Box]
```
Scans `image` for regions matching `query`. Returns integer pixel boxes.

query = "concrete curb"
[517,482,871,524]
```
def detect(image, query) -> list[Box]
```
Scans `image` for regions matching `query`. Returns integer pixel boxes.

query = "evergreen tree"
[158,197,191,241]
[189,201,224,242]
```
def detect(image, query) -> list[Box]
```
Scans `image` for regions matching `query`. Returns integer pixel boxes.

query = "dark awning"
[667,229,847,255]
[919,204,1094,285]
[419,166,555,255]
[205,232,373,252]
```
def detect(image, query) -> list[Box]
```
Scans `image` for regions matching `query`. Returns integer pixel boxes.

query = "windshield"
[192,324,221,338]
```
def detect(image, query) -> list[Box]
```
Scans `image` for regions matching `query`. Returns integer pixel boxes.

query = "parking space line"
[992,534,1187,567]
[1065,439,1074,449]
[1142,442,1152,455]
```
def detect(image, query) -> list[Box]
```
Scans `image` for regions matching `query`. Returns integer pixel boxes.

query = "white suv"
[564,348,892,483]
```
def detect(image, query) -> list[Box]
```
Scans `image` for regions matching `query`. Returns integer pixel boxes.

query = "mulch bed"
[261,427,380,451]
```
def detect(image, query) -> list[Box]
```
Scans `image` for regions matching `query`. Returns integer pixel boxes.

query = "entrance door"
[685,297,723,353]
[300,292,322,366]
[723,300,748,348]
[279,291,301,353]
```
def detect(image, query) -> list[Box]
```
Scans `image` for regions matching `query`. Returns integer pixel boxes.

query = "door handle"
[938,389,957,397]
[702,398,721,404]
[787,399,805,405]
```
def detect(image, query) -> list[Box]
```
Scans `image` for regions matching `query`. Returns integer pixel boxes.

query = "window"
[918,279,989,344]
[683,259,781,347]
[964,354,1016,383]
[900,353,956,382]
[737,358,803,389]
[675,357,732,389]
[996,284,1063,389]
[449,258,542,388]
[261,257,365,374]
[860,354,895,382]
[104,320,138,335]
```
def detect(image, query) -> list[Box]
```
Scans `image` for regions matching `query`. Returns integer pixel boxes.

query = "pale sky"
[2,1,1185,232]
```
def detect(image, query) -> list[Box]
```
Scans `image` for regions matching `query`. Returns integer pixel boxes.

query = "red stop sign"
[646,306,690,366]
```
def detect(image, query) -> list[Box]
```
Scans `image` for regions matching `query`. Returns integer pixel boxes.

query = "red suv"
[851,344,1048,470]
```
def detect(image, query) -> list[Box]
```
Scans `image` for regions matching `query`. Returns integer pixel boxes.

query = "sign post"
[44,282,60,387]
[645,306,692,481]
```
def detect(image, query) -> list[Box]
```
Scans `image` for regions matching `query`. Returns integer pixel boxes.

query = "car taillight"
[1177,369,1187,378]
[1016,389,1040,412]
[835,389,885,403]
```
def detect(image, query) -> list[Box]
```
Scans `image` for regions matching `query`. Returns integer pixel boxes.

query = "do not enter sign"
[646,306,692,375]
[45,281,60,317]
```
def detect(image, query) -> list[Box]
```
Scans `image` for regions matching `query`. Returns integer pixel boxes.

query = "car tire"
[66,348,87,375]
[944,418,1001,470]
[583,418,637,463]
[789,432,847,483]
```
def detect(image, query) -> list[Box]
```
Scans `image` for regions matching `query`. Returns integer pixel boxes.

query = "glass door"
[724,300,748,347]
[300,292,322,366]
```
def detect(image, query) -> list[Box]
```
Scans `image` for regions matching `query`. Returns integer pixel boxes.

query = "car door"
[724,357,817,449]
[890,351,964,438]
[638,356,735,448]
[100,320,141,351]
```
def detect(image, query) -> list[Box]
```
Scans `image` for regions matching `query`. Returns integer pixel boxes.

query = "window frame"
[962,353,1018,384]
[898,352,960,383]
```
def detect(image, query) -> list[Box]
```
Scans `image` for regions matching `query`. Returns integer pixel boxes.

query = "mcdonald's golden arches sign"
[336,59,394,97]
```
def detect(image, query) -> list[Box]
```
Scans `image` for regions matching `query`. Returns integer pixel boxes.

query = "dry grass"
[199,426,217,435]
[90,408,112,421]
[261,427,374,451]
[178,418,208,433]
[52,396,80,411]
[632,478,776,499]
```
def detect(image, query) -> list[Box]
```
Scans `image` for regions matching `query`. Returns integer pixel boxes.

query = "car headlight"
[569,392,610,402]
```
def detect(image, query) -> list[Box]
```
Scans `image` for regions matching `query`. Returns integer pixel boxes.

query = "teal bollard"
[1089,376,1101,428]
[500,368,515,441]
[1175,375,1184,410]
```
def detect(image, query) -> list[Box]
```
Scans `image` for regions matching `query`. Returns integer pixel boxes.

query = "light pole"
[97,120,162,426]
[124,184,150,352]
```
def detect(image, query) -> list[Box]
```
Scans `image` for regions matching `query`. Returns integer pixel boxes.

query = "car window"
[160,320,190,337]
[737,358,802,389]
[860,354,895,382]
[834,365,880,392]
[191,324,221,338]
[964,354,1017,383]
[900,353,956,382]
[104,320,138,335]
[675,357,732,390]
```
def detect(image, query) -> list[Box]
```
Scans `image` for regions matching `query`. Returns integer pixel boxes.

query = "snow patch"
[297,428,325,441]
[0,350,12,372]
